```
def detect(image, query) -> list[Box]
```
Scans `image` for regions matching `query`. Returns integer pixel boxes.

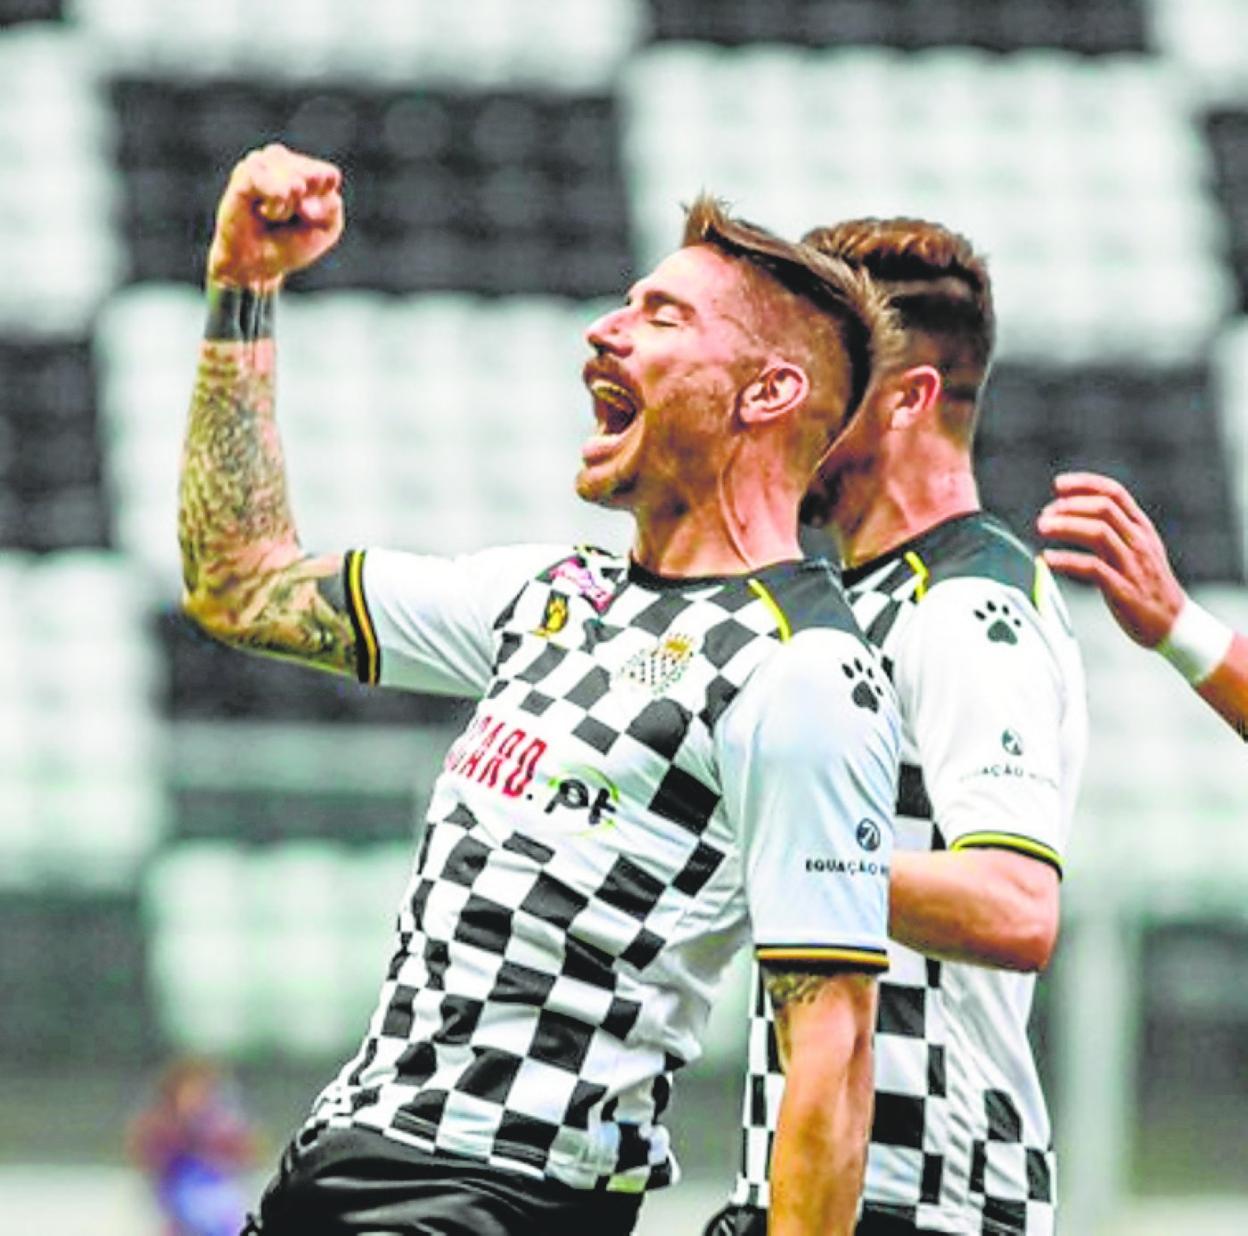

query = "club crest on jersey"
[617,632,697,694]
[534,592,570,637]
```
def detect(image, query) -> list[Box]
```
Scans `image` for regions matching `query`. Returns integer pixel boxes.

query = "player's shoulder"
[755,555,865,643]
[916,511,1039,601]
[726,558,893,726]
[908,516,1079,672]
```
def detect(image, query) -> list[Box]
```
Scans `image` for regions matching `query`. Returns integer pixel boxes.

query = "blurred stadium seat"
[0,551,164,889]
[0,23,121,330]
[145,840,410,1055]
[1148,0,1248,106]
[646,0,1149,53]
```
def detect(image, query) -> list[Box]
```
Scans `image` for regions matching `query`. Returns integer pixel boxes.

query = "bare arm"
[1197,634,1248,741]
[889,849,1058,971]
[1038,471,1247,740]
[178,145,356,674]
[763,968,877,1236]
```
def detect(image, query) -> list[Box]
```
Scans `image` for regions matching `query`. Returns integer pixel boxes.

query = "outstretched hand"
[1036,471,1185,648]
[207,144,344,290]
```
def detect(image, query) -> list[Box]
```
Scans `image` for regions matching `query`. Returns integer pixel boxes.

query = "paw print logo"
[842,656,884,713]
[974,599,1023,645]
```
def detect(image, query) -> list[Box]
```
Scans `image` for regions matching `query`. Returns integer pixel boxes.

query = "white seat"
[145,843,250,924]
[150,926,254,1052]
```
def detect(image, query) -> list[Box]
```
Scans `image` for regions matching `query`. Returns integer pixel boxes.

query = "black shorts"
[243,1124,643,1236]
[701,1201,951,1236]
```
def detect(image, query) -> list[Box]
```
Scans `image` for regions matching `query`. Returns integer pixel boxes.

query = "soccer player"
[1039,470,1248,740]
[178,144,903,1236]
[705,219,1087,1236]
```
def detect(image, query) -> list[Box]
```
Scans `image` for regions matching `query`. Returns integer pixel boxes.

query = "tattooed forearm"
[179,334,290,594]
[178,288,356,675]
[217,556,358,674]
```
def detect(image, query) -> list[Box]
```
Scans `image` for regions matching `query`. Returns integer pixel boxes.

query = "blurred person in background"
[1039,470,1247,740]
[705,218,1087,1236]
[177,143,904,1236]
[127,1057,260,1236]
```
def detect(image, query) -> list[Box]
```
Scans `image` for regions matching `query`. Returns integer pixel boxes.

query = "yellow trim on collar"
[747,578,792,643]
[904,550,930,600]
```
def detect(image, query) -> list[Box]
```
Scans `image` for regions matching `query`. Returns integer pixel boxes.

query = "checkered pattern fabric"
[732,515,1067,1234]
[317,548,882,1193]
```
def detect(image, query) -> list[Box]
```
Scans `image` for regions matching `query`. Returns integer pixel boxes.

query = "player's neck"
[834,454,980,570]
[630,476,803,578]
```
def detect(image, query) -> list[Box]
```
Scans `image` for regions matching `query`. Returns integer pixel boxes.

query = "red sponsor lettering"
[477,727,524,790]
[459,720,504,780]
[444,712,489,773]
[446,714,547,801]
[503,737,547,798]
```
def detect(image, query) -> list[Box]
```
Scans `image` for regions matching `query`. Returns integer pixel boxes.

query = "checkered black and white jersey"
[732,513,1087,1234]
[312,543,899,1193]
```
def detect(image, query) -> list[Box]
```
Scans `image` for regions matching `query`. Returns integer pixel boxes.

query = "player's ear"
[881,365,942,430]
[738,362,811,426]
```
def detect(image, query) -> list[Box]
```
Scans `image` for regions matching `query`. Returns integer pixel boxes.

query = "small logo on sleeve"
[1002,729,1025,756]
[856,819,882,852]
[974,599,1023,645]
[842,656,884,712]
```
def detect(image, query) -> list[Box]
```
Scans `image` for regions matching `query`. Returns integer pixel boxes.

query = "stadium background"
[0,0,1246,1231]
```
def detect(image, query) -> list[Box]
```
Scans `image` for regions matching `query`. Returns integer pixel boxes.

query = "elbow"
[1004,900,1059,973]
[976,852,1062,972]
[180,586,245,647]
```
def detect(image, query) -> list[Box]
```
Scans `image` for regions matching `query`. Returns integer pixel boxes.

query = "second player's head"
[577,196,896,525]
[800,217,994,525]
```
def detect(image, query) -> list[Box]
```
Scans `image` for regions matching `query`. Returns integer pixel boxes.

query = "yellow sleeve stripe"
[904,550,930,600]
[756,945,889,971]
[345,550,380,686]
[951,831,1063,876]
[747,578,792,643]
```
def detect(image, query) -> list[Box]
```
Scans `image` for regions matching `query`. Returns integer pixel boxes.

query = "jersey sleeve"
[344,543,567,697]
[717,628,900,973]
[895,577,1072,873]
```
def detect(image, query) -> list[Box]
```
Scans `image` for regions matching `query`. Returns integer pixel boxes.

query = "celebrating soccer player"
[705,219,1088,1236]
[1039,470,1248,740]
[178,144,904,1236]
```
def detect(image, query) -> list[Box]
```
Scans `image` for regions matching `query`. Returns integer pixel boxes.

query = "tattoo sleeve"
[178,283,358,676]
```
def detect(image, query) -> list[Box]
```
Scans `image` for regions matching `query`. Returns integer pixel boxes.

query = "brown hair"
[682,195,899,459]
[802,217,995,424]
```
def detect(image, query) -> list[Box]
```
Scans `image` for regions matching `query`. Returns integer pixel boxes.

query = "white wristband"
[1156,597,1234,686]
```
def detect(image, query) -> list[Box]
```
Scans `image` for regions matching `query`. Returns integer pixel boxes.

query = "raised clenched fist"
[207,144,344,290]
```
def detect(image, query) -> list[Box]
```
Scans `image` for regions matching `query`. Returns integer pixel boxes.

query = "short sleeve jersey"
[732,513,1087,1235]
[311,544,900,1193]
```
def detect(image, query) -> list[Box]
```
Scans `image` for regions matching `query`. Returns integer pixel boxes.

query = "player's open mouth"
[588,379,640,436]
